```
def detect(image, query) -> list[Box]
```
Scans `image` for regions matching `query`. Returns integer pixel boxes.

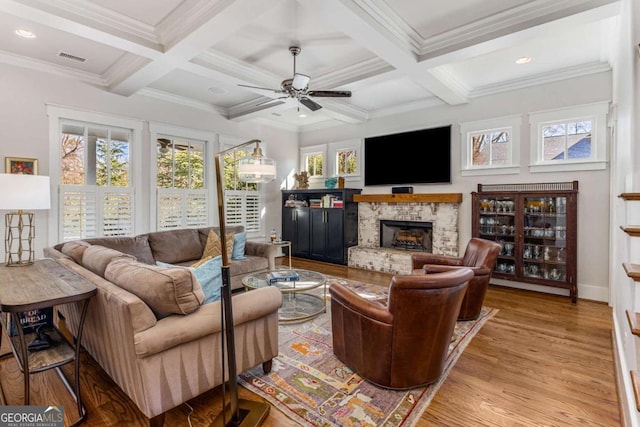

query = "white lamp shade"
[0,174,51,210]
[238,157,277,183]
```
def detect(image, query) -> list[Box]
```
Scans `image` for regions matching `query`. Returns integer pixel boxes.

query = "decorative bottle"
[270,228,277,242]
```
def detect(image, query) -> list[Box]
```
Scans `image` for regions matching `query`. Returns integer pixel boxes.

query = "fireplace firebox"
[379,220,433,252]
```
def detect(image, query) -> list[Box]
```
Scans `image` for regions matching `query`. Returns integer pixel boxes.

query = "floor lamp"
[212,139,276,427]
[0,174,51,266]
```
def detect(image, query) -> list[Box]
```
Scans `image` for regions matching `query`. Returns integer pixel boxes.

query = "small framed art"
[5,157,38,175]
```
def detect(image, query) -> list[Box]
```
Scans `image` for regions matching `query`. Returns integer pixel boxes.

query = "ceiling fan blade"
[292,73,310,91]
[299,97,323,111]
[238,83,282,93]
[307,90,352,98]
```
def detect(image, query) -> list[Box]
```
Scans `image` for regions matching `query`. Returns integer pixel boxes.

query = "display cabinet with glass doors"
[472,181,578,303]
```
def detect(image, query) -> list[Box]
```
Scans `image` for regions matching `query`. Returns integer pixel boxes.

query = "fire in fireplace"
[379,220,433,252]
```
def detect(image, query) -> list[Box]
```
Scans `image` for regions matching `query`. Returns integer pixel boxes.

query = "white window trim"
[300,144,328,183]
[460,115,521,177]
[329,139,362,182]
[528,101,609,173]
[47,104,144,244]
[149,122,216,231]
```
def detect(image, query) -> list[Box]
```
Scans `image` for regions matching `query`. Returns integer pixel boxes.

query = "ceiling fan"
[238,46,351,112]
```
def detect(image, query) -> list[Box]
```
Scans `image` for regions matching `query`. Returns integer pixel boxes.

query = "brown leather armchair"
[411,237,501,321]
[329,268,474,390]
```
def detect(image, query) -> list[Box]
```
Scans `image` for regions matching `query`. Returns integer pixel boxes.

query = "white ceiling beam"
[300,0,469,105]
[108,0,286,96]
[318,99,370,123]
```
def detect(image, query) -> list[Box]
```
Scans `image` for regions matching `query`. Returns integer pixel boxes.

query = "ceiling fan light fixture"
[292,73,310,91]
[237,141,276,183]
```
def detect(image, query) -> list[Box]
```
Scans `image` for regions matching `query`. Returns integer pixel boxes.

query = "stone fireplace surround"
[348,193,462,274]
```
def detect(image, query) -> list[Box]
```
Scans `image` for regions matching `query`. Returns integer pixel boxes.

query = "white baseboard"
[490,279,609,302]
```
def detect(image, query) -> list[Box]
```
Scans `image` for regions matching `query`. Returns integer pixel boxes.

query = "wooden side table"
[0,258,96,426]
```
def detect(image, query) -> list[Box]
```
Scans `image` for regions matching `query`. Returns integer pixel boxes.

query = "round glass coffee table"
[242,269,326,323]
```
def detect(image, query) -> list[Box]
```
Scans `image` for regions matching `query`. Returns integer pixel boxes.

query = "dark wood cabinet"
[282,188,361,265]
[471,181,578,303]
[282,206,310,258]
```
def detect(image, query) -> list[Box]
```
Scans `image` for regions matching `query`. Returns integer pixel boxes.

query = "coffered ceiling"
[0,0,620,131]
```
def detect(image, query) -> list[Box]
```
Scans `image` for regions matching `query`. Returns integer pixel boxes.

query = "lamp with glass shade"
[212,139,276,427]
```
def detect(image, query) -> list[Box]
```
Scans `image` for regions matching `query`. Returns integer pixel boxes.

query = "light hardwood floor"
[0,257,620,426]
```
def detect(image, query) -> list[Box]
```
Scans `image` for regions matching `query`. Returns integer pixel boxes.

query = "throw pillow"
[61,240,91,265]
[157,256,222,304]
[232,231,247,260]
[201,230,234,260]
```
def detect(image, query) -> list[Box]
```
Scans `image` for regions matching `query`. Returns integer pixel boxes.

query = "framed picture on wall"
[5,157,38,175]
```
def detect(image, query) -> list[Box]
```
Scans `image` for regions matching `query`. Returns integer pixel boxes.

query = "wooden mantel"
[353,193,463,203]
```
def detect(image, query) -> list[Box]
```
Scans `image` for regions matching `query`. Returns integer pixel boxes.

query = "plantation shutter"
[157,189,208,230]
[225,190,260,233]
[60,185,133,241]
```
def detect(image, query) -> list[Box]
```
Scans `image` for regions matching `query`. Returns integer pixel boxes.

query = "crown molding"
[137,87,228,117]
[350,0,423,55]
[15,0,160,45]
[0,50,106,87]
[312,57,394,90]
[469,61,611,98]
[418,0,619,58]
[194,50,282,89]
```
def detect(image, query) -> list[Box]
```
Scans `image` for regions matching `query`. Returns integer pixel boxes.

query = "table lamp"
[213,139,276,427]
[0,174,51,266]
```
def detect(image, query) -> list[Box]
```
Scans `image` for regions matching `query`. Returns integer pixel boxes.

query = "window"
[48,105,143,242]
[150,123,214,231]
[330,139,361,179]
[220,136,263,236]
[529,102,609,172]
[460,116,521,176]
[156,136,208,230]
[300,144,327,182]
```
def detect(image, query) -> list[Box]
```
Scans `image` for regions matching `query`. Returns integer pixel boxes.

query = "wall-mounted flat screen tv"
[364,125,452,186]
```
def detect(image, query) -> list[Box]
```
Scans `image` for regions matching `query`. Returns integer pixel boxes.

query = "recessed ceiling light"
[15,29,36,39]
[515,56,531,64]
[298,113,307,118]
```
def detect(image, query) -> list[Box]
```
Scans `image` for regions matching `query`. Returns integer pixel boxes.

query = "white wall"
[300,72,613,302]
[0,63,298,258]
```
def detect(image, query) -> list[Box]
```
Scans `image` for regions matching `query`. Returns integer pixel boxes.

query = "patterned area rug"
[238,277,498,427]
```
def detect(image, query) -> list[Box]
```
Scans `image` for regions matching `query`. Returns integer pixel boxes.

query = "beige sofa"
[44,226,282,426]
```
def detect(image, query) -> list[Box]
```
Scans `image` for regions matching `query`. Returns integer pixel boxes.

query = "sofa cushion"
[147,229,203,264]
[83,235,155,264]
[61,240,91,265]
[157,256,222,304]
[82,245,136,277]
[105,258,205,318]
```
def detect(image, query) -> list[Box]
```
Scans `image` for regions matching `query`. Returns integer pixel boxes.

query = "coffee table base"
[279,293,325,323]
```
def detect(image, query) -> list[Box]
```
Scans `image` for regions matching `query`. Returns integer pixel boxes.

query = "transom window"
[460,116,521,176]
[541,121,592,161]
[470,129,510,166]
[331,139,361,177]
[529,102,608,172]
